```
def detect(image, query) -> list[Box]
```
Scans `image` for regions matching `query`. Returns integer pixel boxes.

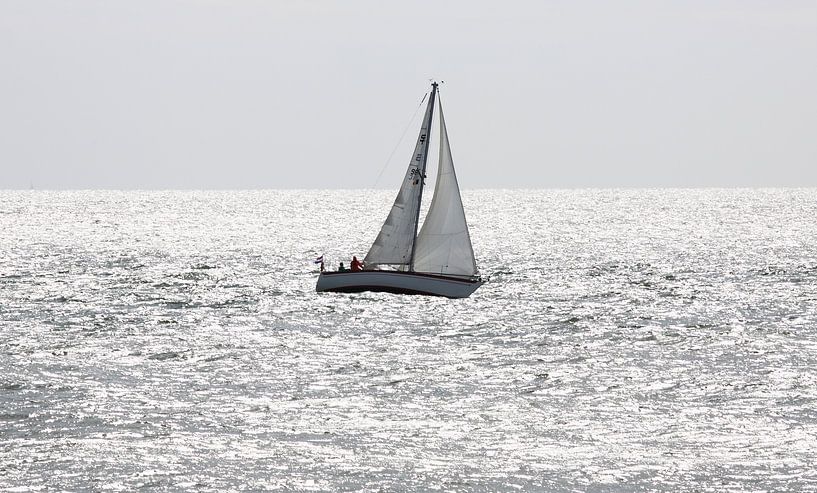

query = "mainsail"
[364,88,435,269]
[412,97,478,276]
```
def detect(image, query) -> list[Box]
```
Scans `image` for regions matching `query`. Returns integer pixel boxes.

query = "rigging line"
[372,91,429,188]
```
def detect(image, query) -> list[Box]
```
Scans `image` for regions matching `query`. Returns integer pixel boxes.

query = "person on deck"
[350,256,364,272]
[338,262,347,272]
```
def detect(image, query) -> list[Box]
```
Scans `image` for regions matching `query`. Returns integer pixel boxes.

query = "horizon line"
[3,186,817,192]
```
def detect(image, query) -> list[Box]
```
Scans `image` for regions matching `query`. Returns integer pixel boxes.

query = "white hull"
[316,270,483,298]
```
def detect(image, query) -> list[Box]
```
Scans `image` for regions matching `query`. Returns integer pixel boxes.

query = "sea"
[1,189,816,492]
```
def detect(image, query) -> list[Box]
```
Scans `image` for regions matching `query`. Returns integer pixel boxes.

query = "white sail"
[412,98,478,276]
[364,91,435,269]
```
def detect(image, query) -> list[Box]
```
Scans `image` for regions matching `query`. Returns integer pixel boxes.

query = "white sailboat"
[316,82,484,298]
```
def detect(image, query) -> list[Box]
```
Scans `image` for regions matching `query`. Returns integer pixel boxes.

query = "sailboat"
[316,82,483,298]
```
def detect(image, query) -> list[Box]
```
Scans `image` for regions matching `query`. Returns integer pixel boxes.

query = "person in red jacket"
[350,256,364,272]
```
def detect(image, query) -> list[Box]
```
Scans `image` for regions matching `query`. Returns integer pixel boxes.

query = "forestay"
[412,99,478,276]
[364,90,435,269]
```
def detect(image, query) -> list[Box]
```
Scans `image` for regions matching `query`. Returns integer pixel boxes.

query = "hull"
[316,270,483,298]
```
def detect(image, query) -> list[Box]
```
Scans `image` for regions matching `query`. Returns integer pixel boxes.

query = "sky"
[1,0,815,189]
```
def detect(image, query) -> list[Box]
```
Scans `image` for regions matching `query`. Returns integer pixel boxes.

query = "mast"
[409,82,437,272]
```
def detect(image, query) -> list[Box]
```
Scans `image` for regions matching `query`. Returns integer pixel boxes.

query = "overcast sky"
[1,0,815,189]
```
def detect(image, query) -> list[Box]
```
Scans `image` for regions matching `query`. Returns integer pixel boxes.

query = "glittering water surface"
[2,189,817,491]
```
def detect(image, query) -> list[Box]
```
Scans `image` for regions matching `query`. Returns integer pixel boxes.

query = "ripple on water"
[1,189,816,491]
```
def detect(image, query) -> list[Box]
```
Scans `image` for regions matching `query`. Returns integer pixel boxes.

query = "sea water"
[1,189,816,491]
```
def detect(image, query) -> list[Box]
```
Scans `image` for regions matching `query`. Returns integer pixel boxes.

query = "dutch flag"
[314,255,324,264]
